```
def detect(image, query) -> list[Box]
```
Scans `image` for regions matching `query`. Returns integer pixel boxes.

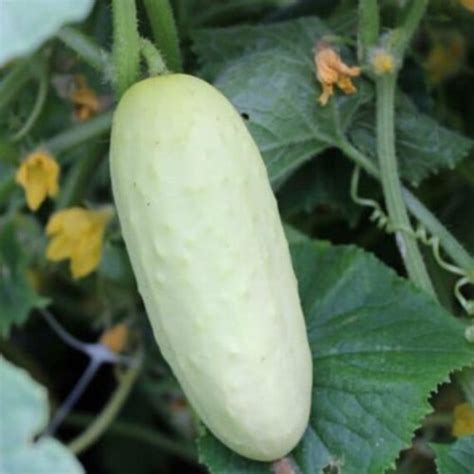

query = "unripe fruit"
[110,74,312,461]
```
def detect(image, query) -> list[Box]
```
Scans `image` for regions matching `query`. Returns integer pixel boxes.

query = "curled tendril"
[350,165,393,231]
[351,166,474,316]
[455,278,474,316]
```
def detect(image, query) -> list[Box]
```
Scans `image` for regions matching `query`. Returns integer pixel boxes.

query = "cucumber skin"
[110,74,312,461]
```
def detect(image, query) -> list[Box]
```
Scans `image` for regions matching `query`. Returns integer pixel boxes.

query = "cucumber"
[110,74,312,461]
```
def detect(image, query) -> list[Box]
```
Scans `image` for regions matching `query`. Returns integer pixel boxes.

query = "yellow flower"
[100,324,129,353]
[425,34,465,84]
[460,0,474,12]
[71,75,99,122]
[452,402,474,437]
[371,49,396,75]
[314,42,361,106]
[46,207,112,279]
[15,151,60,211]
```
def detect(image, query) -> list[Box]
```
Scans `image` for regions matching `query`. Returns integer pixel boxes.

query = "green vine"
[46,111,113,158]
[112,0,141,98]
[12,64,49,141]
[143,0,183,72]
[66,412,196,461]
[140,38,169,77]
[57,27,111,77]
[351,165,474,316]
[0,58,36,115]
[68,360,142,454]
[340,140,474,282]
[393,0,428,57]
[55,145,105,209]
[376,74,434,296]
[358,0,379,61]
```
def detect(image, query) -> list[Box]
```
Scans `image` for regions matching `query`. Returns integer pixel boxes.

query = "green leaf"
[99,240,135,287]
[457,368,474,406]
[193,18,373,189]
[431,437,474,474]
[198,433,272,474]
[0,165,16,206]
[349,94,474,186]
[193,20,472,190]
[199,238,474,474]
[180,0,298,33]
[0,0,95,66]
[0,219,47,336]
[278,153,362,225]
[0,357,84,473]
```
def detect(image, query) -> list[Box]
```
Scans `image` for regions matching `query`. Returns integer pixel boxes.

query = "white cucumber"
[110,74,312,461]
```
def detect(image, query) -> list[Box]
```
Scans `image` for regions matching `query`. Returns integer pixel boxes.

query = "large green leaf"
[193,19,473,191]
[0,219,47,336]
[0,357,84,473]
[0,0,95,66]
[193,18,373,189]
[183,0,298,30]
[199,238,474,473]
[349,94,473,186]
[277,152,362,225]
[431,437,474,474]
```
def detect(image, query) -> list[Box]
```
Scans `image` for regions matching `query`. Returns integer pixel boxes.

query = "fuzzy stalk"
[112,0,141,98]
[143,0,183,72]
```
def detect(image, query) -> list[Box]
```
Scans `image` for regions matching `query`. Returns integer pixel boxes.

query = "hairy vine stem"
[143,0,183,72]
[376,74,435,296]
[68,362,142,454]
[357,0,379,61]
[57,27,111,76]
[112,0,141,98]
[140,38,169,77]
[393,0,428,56]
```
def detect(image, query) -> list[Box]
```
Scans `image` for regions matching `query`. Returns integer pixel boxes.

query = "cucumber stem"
[143,0,183,72]
[112,0,141,98]
[140,38,169,76]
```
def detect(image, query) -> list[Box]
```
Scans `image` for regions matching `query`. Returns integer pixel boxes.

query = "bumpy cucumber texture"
[110,74,312,461]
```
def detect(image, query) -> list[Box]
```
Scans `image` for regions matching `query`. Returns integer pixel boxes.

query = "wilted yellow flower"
[460,0,474,12]
[314,42,361,106]
[46,207,112,279]
[452,402,474,437]
[71,75,99,121]
[100,324,129,353]
[425,34,465,84]
[15,151,60,211]
[371,49,396,75]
